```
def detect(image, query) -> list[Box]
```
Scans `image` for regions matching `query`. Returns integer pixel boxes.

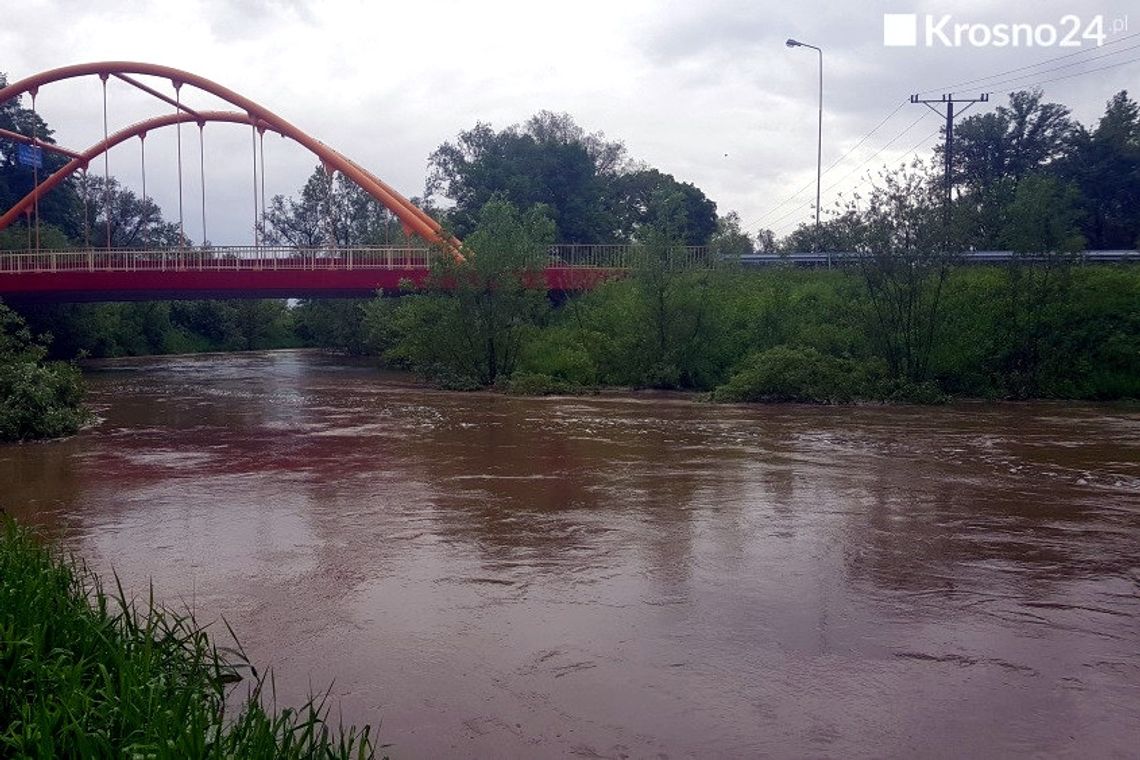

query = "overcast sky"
[2,0,1137,245]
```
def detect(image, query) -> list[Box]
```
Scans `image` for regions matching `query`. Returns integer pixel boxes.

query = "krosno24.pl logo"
[883,13,1129,47]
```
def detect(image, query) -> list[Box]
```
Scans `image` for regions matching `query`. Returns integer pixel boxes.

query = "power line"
[748,99,908,228]
[982,51,1140,93]
[770,126,942,235]
[763,111,933,232]
[917,30,1140,95]
[973,42,1140,93]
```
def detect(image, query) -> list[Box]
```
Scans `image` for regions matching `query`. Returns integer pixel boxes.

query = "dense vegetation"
[15,300,298,359]
[0,302,88,441]
[0,518,377,758]
[298,259,1138,402]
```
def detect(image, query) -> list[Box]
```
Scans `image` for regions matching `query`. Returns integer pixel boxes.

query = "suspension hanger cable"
[198,122,207,247]
[259,128,266,245]
[139,134,147,247]
[29,92,41,253]
[251,124,259,248]
[175,82,185,246]
[81,167,90,248]
[101,75,110,250]
[326,166,335,250]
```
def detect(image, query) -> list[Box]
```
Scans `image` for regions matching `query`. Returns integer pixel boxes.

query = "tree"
[427,111,719,245]
[0,223,72,251]
[609,169,718,245]
[166,300,292,351]
[947,90,1074,248]
[566,190,729,389]
[949,89,1074,190]
[778,217,857,254]
[992,174,1085,396]
[848,161,958,384]
[386,199,555,386]
[708,212,754,260]
[0,73,80,240]
[755,228,778,254]
[1062,91,1140,249]
[261,165,405,248]
[427,113,623,243]
[78,175,183,248]
[293,299,371,354]
[626,223,723,387]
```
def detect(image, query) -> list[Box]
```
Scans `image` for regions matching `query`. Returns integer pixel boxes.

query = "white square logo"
[883,13,918,46]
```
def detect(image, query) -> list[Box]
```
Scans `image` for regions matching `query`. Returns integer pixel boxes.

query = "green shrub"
[0,302,90,441]
[712,346,883,404]
[504,371,578,395]
[0,360,89,441]
[517,325,598,386]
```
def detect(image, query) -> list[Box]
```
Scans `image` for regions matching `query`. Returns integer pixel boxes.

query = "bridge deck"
[0,247,629,301]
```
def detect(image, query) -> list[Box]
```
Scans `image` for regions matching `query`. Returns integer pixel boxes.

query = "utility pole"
[910,93,989,224]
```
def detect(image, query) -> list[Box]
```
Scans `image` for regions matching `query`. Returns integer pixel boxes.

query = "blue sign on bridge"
[16,143,43,169]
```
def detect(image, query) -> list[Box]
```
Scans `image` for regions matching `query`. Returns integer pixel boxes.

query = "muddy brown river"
[3,350,1139,758]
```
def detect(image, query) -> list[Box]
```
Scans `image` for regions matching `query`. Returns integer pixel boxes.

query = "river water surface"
[3,350,1139,758]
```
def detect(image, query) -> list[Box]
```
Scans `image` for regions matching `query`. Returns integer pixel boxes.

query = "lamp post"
[785,38,826,267]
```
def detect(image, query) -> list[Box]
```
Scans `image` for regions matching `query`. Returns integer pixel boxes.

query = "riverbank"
[0,517,378,759]
[80,347,1140,408]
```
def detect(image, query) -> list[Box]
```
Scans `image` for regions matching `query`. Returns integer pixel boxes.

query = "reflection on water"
[3,350,1139,758]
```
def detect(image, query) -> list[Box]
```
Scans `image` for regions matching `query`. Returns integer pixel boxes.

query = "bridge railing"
[0,246,439,273]
[0,244,717,273]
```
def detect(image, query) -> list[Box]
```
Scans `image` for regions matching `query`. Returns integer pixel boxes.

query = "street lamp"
[786,38,826,267]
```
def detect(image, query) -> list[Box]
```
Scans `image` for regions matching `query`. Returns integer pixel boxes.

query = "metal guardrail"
[740,250,1140,266]
[0,245,1136,274]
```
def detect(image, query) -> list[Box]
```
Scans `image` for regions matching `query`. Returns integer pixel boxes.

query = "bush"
[517,325,597,387]
[712,346,883,404]
[0,360,89,441]
[503,371,579,395]
[0,302,90,441]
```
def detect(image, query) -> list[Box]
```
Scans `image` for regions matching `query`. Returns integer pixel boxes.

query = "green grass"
[0,517,379,759]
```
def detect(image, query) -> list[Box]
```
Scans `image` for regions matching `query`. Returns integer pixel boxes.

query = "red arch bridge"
[0,244,696,302]
[0,62,675,301]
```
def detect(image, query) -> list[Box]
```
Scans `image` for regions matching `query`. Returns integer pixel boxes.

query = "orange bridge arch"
[0,62,461,258]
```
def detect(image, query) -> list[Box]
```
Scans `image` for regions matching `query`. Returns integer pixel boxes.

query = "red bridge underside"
[0,267,621,303]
